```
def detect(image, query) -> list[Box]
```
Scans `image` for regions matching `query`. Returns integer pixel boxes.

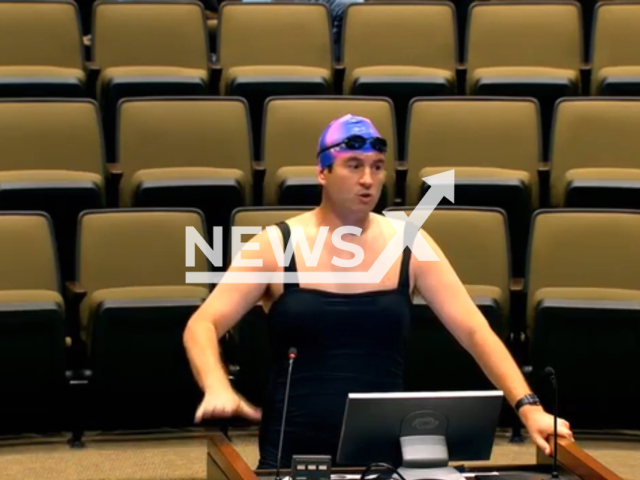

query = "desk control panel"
[291,455,332,480]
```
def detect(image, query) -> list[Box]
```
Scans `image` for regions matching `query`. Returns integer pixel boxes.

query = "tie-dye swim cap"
[316,114,387,170]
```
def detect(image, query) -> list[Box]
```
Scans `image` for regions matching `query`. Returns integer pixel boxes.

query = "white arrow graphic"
[362,169,456,283]
[384,169,455,230]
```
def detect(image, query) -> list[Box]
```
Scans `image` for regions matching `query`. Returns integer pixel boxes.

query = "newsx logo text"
[185,170,454,284]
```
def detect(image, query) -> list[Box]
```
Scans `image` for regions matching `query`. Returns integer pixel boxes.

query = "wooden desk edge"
[208,432,259,480]
[207,432,625,480]
[554,437,626,480]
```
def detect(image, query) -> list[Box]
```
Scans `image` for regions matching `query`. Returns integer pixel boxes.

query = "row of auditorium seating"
[5,0,640,157]
[0,209,209,436]
[1,207,638,437]
[2,95,640,281]
[12,0,635,76]
[66,0,620,78]
[229,206,640,432]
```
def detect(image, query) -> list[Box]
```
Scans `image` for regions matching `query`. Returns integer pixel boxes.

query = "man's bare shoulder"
[284,210,317,229]
[372,212,440,249]
[371,212,411,237]
[235,211,318,263]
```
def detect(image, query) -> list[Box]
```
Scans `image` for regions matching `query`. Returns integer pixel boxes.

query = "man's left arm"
[412,230,574,455]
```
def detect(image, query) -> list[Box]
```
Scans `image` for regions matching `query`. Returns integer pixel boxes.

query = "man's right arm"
[183,229,277,421]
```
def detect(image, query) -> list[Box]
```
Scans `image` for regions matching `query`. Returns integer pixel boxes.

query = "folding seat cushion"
[75,209,210,426]
[93,0,209,99]
[385,207,510,391]
[342,1,457,155]
[591,2,640,95]
[0,212,66,433]
[117,97,253,265]
[550,98,640,208]
[217,2,334,150]
[0,99,105,280]
[218,2,333,95]
[526,210,640,429]
[466,1,582,152]
[261,97,397,208]
[466,1,582,95]
[77,209,209,347]
[342,2,456,94]
[406,97,540,277]
[0,0,85,97]
[92,0,210,157]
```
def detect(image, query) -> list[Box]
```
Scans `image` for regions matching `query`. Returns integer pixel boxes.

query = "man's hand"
[195,387,262,423]
[520,405,574,456]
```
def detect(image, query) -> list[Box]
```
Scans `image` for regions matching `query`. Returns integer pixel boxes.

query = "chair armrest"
[65,281,87,305]
[580,64,591,96]
[64,281,88,361]
[84,62,101,100]
[395,161,408,206]
[105,163,124,208]
[456,64,467,95]
[333,63,345,94]
[538,161,550,208]
[252,162,266,206]
[209,63,222,94]
[107,163,123,180]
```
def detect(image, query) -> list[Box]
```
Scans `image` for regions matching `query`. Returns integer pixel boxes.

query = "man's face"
[318,151,386,211]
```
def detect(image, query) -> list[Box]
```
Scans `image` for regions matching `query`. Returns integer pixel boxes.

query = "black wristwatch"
[515,393,541,412]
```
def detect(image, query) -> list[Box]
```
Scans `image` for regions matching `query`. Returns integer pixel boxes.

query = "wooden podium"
[206,432,625,480]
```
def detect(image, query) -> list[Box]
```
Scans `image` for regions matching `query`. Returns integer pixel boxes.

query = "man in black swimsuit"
[183,114,574,467]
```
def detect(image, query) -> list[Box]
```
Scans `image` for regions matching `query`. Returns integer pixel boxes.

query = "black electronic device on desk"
[291,455,332,480]
[336,391,505,480]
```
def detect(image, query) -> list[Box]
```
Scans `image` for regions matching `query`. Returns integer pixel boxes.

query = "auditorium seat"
[261,96,397,208]
[0,212,67,435]
[465,1,583,152]
[231,207,312,239]
[225,207,311,408]
[217,2,334,152]
[591,1,640,95]
[0,0,86,98]
[405,97,540,277]
[0,99,105,281]
[116,97,253,267]
[526,209,640,429]
[341,1,457,158]
[550,98,640,209]
[91,0,210,160]
[73,209,210,429]
[385,206,510,392]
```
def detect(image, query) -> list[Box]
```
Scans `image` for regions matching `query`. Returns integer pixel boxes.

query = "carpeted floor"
[0,429,638,480]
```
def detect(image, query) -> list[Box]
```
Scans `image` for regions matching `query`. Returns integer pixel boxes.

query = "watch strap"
[515,393,541,412]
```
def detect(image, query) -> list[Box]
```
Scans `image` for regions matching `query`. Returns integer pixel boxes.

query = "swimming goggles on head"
[316,134,388,157]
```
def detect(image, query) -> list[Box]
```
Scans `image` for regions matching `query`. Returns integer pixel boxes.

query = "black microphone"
[275,347,297,480]
[545,367,559,479]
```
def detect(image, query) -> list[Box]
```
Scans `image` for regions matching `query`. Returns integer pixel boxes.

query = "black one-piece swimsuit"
[257,221,413,469]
